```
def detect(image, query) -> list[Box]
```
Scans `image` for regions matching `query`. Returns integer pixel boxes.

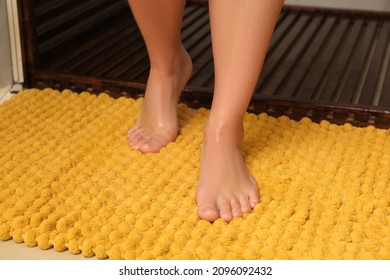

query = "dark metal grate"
[20,0,390,128]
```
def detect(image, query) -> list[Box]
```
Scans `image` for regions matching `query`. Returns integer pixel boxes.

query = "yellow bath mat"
[0,88,389,260]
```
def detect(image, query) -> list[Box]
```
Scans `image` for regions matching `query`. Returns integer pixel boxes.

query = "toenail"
[221,214,232,222]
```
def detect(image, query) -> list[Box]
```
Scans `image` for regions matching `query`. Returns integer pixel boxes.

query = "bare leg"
[127,0,193,153]
[196,0,284,222]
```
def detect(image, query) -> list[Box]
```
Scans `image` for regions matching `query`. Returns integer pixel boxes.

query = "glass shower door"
[0,0,23,101]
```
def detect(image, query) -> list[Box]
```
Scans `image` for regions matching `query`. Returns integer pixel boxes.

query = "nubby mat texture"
[0,89,389,260]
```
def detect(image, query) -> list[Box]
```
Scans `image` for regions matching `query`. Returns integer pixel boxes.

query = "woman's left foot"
[127,45,192,153]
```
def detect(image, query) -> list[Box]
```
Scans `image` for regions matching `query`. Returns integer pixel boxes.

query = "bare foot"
[196,115,260,222]
[127,45,192,153]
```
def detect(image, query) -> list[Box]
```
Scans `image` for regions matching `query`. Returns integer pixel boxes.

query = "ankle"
[149,44,191,76]
[203,113,244,147]
[206,111,244,130]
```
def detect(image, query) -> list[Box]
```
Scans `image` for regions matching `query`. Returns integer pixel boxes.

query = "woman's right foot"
[127,45,193,153]
[196,115,260,222]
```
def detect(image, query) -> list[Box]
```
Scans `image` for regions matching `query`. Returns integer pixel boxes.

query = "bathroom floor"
[1,0,389,260]
[284,0,390,11]
[28,1,390,128]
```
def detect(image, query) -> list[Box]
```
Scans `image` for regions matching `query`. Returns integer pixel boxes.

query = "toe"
[126,127,135,137]
[129,132,145,150]
[140,139,162,153]
[249,188,260,209]
[127,128,141,144]
[218,201,233,222]
[240,197,252,214]
[198,206,220,222]
[230,199,243,218]
[127,133,134,145]
[127,126,135,135]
